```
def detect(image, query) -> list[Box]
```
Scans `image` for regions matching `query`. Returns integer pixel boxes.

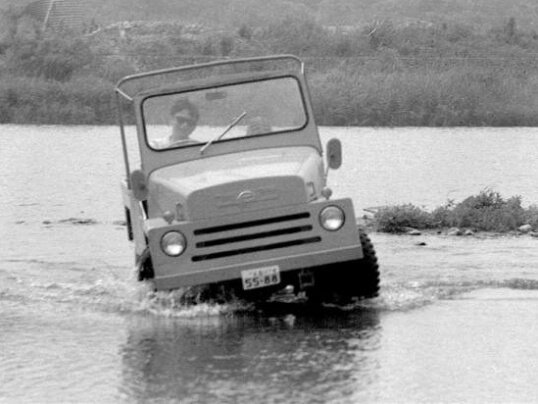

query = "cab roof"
[115,55,304,102]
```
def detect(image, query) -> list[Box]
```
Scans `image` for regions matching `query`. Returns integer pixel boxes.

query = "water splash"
[3,255,537,318]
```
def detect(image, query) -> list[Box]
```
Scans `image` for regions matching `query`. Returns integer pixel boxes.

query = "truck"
[115,55,379,304]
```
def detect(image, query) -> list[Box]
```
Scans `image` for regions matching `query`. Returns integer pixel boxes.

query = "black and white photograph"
[1,1,537,403]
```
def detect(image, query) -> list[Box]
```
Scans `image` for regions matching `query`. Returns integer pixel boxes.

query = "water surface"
[1,125,537,403]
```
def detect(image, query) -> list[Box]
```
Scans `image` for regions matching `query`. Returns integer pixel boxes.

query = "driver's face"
[173,110,196,132]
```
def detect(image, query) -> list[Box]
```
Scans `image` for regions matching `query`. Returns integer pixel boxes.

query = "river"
[1,125,537,403]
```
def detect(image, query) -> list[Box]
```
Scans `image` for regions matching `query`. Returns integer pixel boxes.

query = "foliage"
[237,24,252,40]
[258,17,332,56]
[445,190,526,231]
[0,76,118,124]
[373,190,535,233]
[3,0,538,32]
[374,204,435,233]
[2,0,535,30]
[3,10,538,125]
[524,205,538,229]
[5,34,94,81]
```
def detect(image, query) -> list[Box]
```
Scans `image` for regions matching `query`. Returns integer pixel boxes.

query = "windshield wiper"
[200,111,247,154]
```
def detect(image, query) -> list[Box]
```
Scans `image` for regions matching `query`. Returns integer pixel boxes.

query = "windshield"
[142,76,307,150]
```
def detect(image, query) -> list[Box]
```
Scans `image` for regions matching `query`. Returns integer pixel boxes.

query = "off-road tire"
[136,248,154,281]
[354,231,380,299]
[308,230,380,303]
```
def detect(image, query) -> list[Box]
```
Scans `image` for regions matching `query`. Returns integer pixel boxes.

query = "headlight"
[161,231,187,256]
[319,206,345,231]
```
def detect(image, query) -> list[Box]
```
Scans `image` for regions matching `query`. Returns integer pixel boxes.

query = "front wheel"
[308,230,380,303]
[354,231,380,299]
[136,248,154,281]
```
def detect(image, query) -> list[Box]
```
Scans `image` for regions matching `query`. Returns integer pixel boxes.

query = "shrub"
[374,204,434,233]
[373,190,533,233]
[309,68,362,125]
[524,205,538,229]
[238,24,252,40]
[364,20,396,50]
[92,58,137,83]
[0,75,119,124]
[5,34,94,81]
[447,190,526,231]
[219,36,234,56]
[259,17,331,56]
[4,16,538,127]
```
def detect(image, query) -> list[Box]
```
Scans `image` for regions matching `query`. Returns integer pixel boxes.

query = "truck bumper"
[147,198,363,291]
[153,244,362,290]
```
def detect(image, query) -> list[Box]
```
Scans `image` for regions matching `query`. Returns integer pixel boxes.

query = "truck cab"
[115,55,379,303]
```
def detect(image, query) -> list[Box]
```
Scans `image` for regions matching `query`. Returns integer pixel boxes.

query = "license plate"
[241,266,281,290]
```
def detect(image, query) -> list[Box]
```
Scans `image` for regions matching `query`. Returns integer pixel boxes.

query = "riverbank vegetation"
[372,189,538,234]
[2,6,538,125]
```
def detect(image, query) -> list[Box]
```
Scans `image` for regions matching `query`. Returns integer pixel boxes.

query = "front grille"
[196,225,313,248]
[193,212,310,235]
[191,212,320,261]
[192,237,321,262]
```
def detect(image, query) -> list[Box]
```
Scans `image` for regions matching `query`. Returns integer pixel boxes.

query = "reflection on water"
[120,309,381,403]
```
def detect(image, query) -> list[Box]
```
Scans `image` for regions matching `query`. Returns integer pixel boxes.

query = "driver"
[168,98,199,145]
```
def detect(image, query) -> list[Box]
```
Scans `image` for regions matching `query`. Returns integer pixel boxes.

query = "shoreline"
[364,226,538,239]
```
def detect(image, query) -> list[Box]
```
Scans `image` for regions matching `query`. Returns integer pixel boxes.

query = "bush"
[0,75,119,124]
[238,24,253,40]
[374,204,434,233]
[373,190,534,233]
[92,58,137,83]
[364,20,397,50]
[524,205,538,229]
[308,60,538,126]
[309,68,362,125]
[258,17,331,56]
[4,15,538,126]
[446,190,526,231]
[5,34,94,81]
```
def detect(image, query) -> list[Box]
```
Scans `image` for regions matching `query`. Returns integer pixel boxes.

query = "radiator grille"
[191,212,320,261]
[193,212,310,235]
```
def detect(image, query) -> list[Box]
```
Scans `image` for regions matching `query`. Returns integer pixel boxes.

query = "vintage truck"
[115,55,379,303]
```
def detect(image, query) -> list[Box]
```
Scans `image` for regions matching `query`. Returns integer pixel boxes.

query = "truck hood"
[147,146,324,220]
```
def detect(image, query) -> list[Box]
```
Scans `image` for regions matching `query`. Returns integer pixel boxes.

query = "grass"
[0,76,119,124]
[3,59,538,126]
[311,62,538,126]
[373,190,538,233]
[3,13,538,125]
[3,0,538,29]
